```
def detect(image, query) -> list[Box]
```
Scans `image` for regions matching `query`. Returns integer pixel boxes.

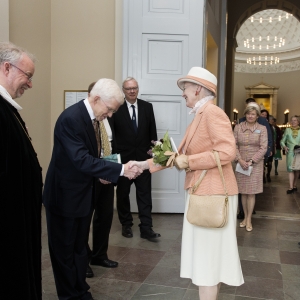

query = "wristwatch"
[249,159,254,164]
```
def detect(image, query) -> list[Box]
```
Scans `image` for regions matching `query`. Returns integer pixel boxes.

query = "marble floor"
[42,162,300,300]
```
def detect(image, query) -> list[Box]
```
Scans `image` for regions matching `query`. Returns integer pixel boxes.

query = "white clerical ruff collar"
[0,85,22,110]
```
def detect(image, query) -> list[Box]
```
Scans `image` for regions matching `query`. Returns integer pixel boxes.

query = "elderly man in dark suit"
[112,77,160,240]
[43,78,143,300]
[85,82,119,279]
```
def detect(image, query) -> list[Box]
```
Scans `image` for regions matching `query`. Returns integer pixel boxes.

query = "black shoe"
[237,211,244,219]
[253,210,256,214]
[293,187,298,192]
[298,242,300,245]
[140,229,161,239]
[122,226,133,238]
[267,175,271,182]
[86,265,94,278]
[92,259,118,268]
[287,189,294,194]
[275,171,278,175]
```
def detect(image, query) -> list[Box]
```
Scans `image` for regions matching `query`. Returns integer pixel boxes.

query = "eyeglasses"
[123,86,138,91]
[10,63,33,82]
[101,98,117,114]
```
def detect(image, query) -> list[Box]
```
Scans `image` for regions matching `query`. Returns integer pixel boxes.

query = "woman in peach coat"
[134,67,244,300]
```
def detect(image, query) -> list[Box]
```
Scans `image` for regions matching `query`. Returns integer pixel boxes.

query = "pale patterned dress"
[234,121,268,194]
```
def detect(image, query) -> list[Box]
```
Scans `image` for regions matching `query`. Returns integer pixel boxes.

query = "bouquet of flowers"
[147,131,178,167]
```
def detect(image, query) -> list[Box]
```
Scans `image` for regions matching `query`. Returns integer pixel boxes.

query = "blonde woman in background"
[234,104,268,232]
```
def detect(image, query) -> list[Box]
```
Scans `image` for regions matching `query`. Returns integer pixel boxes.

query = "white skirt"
[180,194,244,287]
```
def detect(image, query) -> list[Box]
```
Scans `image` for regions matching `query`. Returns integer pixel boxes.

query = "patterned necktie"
[99,120,111,156]
[93,119,101,157]
[131,105,137,133]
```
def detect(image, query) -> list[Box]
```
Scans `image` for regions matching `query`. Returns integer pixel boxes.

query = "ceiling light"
[248,13,292,23]
[246,56,280,65]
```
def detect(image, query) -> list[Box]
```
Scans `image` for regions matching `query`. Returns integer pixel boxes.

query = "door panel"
[123,0,205,212]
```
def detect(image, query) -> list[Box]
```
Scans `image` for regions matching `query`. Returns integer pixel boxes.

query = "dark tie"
[131,105,137,133]
[92,119,101,157]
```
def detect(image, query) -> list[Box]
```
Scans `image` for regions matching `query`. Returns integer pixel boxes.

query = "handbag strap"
[190,151,228,197]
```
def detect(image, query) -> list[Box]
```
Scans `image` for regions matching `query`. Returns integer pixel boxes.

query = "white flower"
[155,141,162,146]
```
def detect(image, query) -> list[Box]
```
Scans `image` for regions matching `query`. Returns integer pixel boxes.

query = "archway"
[225,0,300,118]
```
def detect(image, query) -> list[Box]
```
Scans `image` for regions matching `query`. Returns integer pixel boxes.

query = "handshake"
[123,161,150,180]
[123,154,190,180]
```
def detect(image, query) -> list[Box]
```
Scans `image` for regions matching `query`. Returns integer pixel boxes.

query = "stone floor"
[42,162,300,299]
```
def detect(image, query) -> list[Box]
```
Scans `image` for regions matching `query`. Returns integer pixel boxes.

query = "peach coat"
[149,101,238,196]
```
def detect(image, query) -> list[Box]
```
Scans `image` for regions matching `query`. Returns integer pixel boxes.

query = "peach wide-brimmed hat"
[177,67,217,96]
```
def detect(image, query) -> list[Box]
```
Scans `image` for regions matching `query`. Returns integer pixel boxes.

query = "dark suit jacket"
[239,116,273,157]
[111,99,157,163]
[43,100,122,218]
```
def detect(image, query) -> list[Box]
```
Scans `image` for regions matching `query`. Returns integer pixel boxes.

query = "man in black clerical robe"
[0,42,43,300]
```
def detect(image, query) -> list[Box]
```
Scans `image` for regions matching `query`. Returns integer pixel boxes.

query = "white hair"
[90,78,124,104]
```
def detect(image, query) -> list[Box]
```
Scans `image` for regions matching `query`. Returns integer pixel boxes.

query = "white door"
[123,0,206,212]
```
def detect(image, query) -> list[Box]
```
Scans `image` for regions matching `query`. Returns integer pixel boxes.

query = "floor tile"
[281,264,300,282]
[238,246,280,263]
[278,239,300,252]
[106,245,131,261]
[120,248,165,266]
[131,284,186,300]
[236,276,284,300]
[145,265,190,288]
[280,251,300,265]
[89,278,141,300]
[241,260,282,280]
[243,236,279,250]
[101,262,155,282]
[283,280,300,300]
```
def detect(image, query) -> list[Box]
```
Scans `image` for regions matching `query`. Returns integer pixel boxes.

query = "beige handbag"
[187,151,229,228]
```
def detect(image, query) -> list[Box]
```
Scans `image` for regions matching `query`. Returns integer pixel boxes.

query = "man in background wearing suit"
[112,77,160,240]
[43,78,143,300]
[86,82,118,279]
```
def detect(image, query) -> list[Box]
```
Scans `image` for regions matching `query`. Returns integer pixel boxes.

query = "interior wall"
[51,0,116,133]
[233,70,300,124]
[9,0,51,179]
[0,0,9,41]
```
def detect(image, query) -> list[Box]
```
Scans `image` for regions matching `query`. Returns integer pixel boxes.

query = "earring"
[195,91,199,96]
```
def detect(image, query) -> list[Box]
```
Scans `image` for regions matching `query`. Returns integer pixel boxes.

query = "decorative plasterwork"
[235,59,300,73]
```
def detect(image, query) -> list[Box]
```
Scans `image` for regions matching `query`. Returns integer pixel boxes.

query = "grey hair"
[201,86,214,97]
[0,41,36,65]
[122,77,139,88]
[243,105,260,117]
[90,78,124,104]
[269,115,275,121]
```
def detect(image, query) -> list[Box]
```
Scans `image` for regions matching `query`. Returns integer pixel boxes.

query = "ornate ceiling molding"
[235,59,300,73]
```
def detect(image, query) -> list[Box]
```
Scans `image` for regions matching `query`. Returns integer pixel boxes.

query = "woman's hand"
[174,154,189,170]
[238,158,249,170]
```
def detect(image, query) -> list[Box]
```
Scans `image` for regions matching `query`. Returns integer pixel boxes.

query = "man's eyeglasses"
[101,98,117,114]
[123,86,138,91]
[10,63,33,82]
